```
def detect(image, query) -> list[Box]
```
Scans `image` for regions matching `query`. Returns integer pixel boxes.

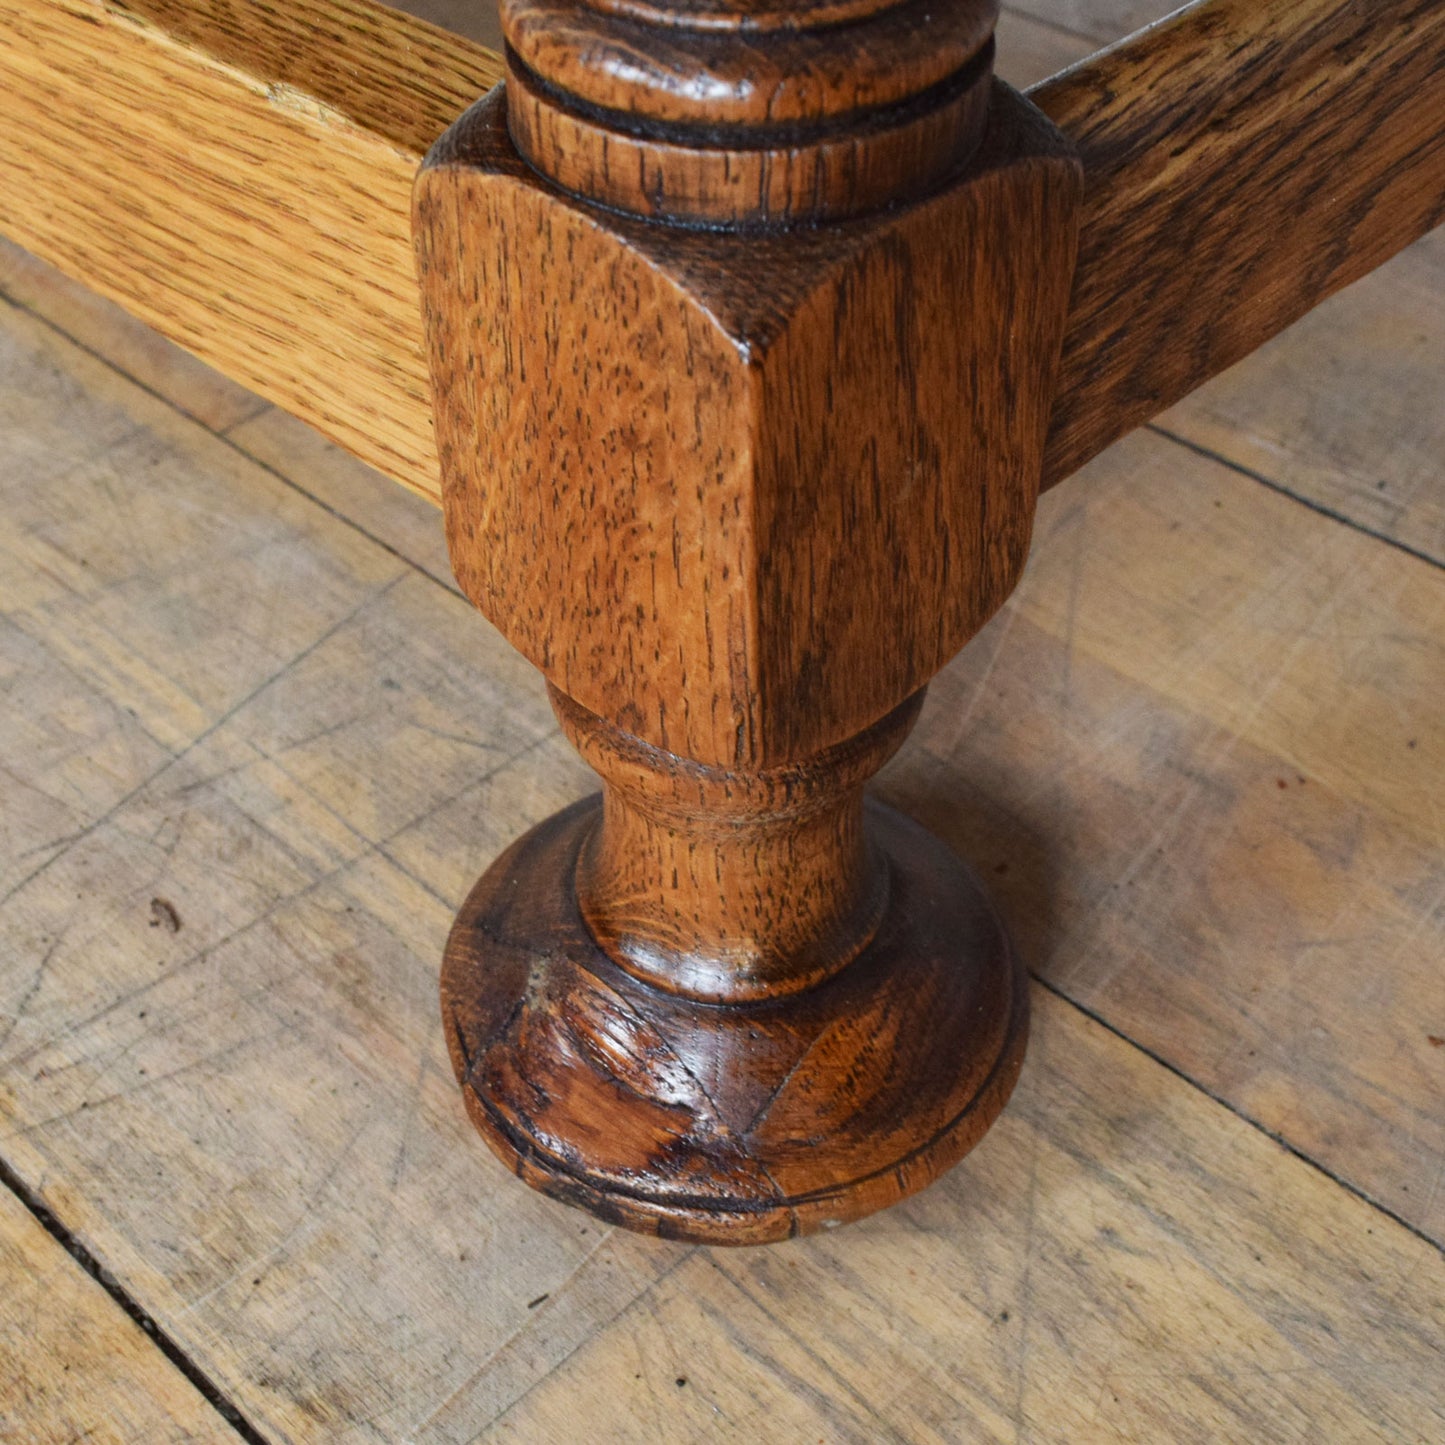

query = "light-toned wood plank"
[0,237,266,435]
[1,203,1441,1438]
[1159,227,1445,566]
[0,1182,233,1444]
[0,290,682,1441]
[1035,0,1445,489]
[1007,0,1177,45]
[0,0,500,505]
[908,426,1445,1244]
[5,0,1439,522]
[493,986,1445,1443]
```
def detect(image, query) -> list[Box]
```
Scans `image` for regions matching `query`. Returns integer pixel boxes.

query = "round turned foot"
[441,796,1026,1245]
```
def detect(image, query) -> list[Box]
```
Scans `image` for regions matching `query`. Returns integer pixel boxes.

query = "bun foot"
[441,795,1026,1246]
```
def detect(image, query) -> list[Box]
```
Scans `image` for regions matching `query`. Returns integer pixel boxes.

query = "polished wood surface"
[410,0,1443,1241]
[2,0,1433,1244]
[501,0,999,224]
[1037,0,1445,487]
[416,82,1080,766]
[0,238,1439,1429]
[415,3,1086,1235]
[443,792,1025,1244]
[0,0,499,503]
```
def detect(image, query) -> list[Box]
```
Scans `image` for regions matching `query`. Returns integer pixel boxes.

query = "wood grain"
[909,427,1445,1245]
[2,0,1437,515]
[0,0,499,504]
[0,290,679,1441]
[494,987,1445,1443]
[0,1183,230,1444]
[417,23,1084,1237]
[0,236,268,435]
[443,790,1026,1244]
[1160,226,1445,567]
[500,0,999,225]
[240,193,1445,1252]
[1036,0,1445,487]
[0,203,1441,1437]
[417,83,1081,767]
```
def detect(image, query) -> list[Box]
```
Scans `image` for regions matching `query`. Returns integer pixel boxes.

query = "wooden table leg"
[414,0,1082,1243]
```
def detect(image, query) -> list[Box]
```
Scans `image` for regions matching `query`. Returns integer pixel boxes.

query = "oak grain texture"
[248,211,1445,1251]
[443,791,1025,1244]
[0,208,1442,1437]
[417,9,1087,1239]
[0,236,268,435]
[417,83,1081,767]
[500,0,1000,225]
[1159,226,1445,567]
[0,0,499,503]
[0,1183,232,1445]
[1036,0,1445,487]
[5,0,1435,517]
[2,0,1433,523]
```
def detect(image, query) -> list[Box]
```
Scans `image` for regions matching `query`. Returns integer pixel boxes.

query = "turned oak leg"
[415,0,1082,1243]
[441,689,1025,1243]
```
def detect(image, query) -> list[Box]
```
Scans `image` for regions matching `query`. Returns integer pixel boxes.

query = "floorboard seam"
[0,1151,272,1443]
[1032,974,1445,1258]
[1147,423,1445,573]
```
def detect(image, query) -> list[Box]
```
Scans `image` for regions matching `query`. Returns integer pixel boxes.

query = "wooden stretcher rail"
[0,0,1441,503]
[0,0,500,501]
[1034,0,1445,488]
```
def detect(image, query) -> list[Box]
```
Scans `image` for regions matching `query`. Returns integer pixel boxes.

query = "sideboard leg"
[415,0,1082,1242]
[442,689,1025,1244]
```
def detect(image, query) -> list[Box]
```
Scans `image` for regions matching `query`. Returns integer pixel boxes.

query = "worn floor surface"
[1,4,1441,1442]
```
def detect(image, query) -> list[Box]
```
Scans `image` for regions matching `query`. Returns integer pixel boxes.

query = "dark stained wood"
[1034,0,1445,488]
[442,793,1025,1245]
[416,5,1082,1240]
[501,0,1000,224]
[416,84,1081,768]
[553,687,928,1005]
[2,248,1443,1430]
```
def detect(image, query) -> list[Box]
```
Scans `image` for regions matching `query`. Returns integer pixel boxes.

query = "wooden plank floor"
[2,6,1442,1442]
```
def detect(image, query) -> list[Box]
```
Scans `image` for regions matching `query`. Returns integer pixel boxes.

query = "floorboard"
[0,239,1440,1438]
[1161,229,1445,568]
[0,0,1442,1434]
[0,1176,238,1443]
